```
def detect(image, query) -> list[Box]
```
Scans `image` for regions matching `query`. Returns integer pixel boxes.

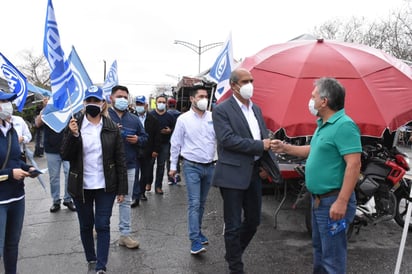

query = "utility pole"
[174,40,223,73]
[103,60,107,81]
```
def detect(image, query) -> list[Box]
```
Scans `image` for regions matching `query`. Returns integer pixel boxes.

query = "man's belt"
[312,189,341,199]
[312,189,341,209]
[184,159,216,166]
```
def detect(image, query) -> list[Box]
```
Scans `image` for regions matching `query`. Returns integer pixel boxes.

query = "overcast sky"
[1,0,407,97]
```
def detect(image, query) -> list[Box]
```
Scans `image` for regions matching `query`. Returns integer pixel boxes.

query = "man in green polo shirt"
[271,77,362,273]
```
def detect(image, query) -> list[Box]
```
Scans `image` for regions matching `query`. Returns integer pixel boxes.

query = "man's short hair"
[111,85,129,94]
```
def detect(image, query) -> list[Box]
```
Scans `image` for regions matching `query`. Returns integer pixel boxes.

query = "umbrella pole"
[394,183,412,274]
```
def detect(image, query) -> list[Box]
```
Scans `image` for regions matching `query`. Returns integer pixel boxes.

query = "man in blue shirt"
[148,94,175,194]
[108,85,148,249]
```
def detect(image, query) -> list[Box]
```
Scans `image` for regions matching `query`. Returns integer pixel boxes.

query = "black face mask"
[85,104,101,117]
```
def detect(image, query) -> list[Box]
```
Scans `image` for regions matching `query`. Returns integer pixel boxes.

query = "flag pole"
[66,86,75,119]
[208,86,215,111]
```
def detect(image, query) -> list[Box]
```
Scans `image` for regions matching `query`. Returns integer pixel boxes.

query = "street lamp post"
[174,40,223,73]
[103,60,107,81]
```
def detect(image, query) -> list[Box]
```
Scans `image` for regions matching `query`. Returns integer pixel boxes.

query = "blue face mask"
[135,106,145,113]
[114,98,129,111]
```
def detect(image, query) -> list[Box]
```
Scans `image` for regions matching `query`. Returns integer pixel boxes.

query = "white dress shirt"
[81,117,105,189]
[11,115,32,152]
[170,108,216,170]
[233,96,262,160]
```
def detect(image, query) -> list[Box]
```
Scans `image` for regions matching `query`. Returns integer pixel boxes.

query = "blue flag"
[207,32,235,101]
[102,60,118,103]
[0,52,28,112]
[43,0,76,110]
[27,82,52,97]
[42,46,92,133]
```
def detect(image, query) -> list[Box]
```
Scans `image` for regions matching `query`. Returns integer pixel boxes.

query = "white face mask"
[239,83,254,100]
[157,102,166,111]
[0,102,13,120]
[195,98,208,111]
[308,99,318,116]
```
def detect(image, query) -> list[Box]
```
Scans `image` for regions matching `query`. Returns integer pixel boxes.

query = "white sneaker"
[119,235,140,249]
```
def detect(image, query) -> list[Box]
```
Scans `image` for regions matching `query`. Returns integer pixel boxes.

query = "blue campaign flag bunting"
[207,32,235,101]
[43,0,76,110]
[41,46,92,133]
[0,52,28,112]
[102,60,118,103]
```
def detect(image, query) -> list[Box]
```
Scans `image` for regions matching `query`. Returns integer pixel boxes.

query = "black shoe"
[141,193,148,201]
[50,203,61,213]
[131,199,139,208]
[63,201,76,211]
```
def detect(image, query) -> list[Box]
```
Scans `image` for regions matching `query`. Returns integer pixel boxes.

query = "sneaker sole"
[201,241,209,245]
[190,247,206,255]
[119,242,140,249]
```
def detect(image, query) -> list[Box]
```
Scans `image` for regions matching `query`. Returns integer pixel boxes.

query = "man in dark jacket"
[35,111,75,213]
[132,95,161,205]
[149,94,175,194]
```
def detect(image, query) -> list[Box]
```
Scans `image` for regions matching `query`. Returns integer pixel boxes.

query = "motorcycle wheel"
[394,192,412,230]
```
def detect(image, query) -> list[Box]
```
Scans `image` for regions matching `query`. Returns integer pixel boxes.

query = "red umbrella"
[222,39,412,137]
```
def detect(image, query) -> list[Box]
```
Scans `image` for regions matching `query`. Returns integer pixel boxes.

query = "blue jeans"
[219,164,262,273]
[182,160,214,243]
[73,189,116,272]
[0,198,25,274]
[154,143,170,189]
[46,153,70,204]
[312,192,356,274]
[119,168,135,236]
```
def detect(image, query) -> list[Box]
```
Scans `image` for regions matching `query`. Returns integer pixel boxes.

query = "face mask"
[85,104,102,117]
[308,99,318,116]
[0,102,13,120]
[239,83,254,100]
[157,103,166,111]
[195,98,208,111]
[114,98,129,111]
[135,105,145,114]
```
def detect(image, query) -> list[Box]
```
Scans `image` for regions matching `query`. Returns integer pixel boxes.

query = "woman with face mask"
[0,91,38,274]
[60,86,128,274]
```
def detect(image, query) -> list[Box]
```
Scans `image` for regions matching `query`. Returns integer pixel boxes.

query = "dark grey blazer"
[212,96,270,190]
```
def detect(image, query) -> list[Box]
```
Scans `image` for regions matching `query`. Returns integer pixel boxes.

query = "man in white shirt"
[11,115,32,162]
[169,84,216,255]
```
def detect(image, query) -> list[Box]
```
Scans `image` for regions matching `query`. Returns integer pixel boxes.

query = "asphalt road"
[2,143,412,274]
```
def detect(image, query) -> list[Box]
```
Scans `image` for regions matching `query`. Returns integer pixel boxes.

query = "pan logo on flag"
[211,48,228,81]
[0,63,26,98]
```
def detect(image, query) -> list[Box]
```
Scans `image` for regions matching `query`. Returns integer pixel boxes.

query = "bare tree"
[313,0,412,63]
[18,51,50,89]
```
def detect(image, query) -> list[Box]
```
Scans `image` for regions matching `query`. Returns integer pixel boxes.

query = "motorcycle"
[293,143,412,237]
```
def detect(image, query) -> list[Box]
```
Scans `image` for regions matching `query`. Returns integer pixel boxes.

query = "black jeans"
[219,165,262,273]
[133,156,155,199]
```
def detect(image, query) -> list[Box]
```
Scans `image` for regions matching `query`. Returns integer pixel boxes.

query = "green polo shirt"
[305,109,362,195]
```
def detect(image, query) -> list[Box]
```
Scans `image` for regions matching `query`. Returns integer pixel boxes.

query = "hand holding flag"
[41,46,93,133]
